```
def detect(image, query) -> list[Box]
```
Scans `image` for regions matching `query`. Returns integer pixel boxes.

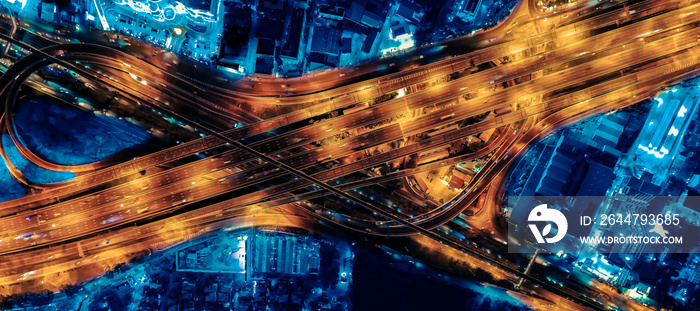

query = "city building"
[341,37,353,54]
[39,2,56,22]
[255,57,274,74]
[680,254,700,284]
[311,26,342,55]
[618,175,662,196]
[395,0,423,24]
[477,114,497,142]
[248,231,321,278]
[534,133,616,197]
[633,90,700,182]
[390,23,410,39]
[361,30,378,53]
[318,4,345,21]
[346,0,386,29]
[176,235,247,273]
[457,0,483,22]
[256,38,275,56]
[261,0,285,18]
[449,168,471,189]
[361,10,382,28]
[588,113,629,157]
[534,134,579,196]
[281,8,305,59]
[255,18,285,41]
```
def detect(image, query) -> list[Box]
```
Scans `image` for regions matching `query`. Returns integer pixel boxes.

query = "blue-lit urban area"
[1,0,700,310]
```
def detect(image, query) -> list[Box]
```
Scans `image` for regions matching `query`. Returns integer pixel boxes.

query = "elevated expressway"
[0,0,697,309]
[0,0,684,203]
[0,0,632,210]
[2,2,697,242]
[0,0,696,268]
